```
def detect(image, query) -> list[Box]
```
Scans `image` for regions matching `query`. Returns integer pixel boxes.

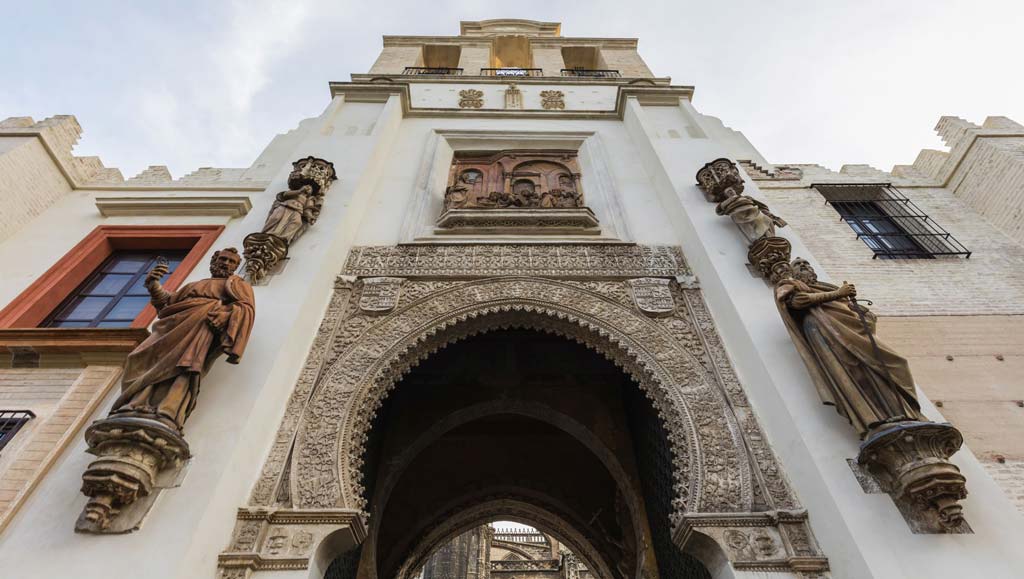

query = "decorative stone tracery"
[224,244,828,577]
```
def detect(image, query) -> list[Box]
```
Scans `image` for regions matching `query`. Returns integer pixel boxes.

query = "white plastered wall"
[622,96,1024,578]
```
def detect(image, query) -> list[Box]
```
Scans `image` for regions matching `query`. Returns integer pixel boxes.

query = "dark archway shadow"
[325,328,711,579]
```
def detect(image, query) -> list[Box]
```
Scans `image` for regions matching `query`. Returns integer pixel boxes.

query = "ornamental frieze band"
[341,243,691,278]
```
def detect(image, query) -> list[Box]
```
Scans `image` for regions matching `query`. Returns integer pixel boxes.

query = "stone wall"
[875,315,1024,512]
[758,184,1024,317]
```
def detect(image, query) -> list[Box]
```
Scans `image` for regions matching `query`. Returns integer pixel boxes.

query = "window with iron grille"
[43,250,187,328]
[0,410,35,453]
[814,184,971,259]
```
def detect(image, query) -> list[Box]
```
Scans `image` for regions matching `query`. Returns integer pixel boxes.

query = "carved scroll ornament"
[77,248,256,533]
[243,156,337,283]
[697,157,969,531]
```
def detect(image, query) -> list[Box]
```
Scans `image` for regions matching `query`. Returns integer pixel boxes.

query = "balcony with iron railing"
[561,68,622,78]
[402,67,464,76]
[480,67,544,77]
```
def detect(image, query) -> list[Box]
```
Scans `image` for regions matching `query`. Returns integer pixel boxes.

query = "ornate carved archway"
[294,277,750,516]
[219,245,829,578]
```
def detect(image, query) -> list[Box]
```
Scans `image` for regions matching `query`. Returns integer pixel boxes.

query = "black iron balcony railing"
[561,68,622,78]
[402,67,463,76]
[480,67,544,77]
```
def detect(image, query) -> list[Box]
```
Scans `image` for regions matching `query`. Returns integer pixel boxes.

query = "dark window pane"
[96,320,132,328]
[106,297,150,321]
[126,258,181,295]
[50,321,91,328]
[55,296,111,321]
[106,254,153,273]
[82,273,133,295]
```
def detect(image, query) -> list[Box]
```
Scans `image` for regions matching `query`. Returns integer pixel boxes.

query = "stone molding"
[95,195,252,217]
[434,208,601,235]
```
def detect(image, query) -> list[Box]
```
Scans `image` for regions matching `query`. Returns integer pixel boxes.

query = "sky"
[2,0,1022,179]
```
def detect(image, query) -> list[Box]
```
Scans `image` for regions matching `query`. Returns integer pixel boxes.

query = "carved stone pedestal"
[857,421,968,532]
[76,416,190,533]
[242,232,289,284]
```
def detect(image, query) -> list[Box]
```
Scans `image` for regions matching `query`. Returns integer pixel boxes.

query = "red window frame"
[0,225,224,329]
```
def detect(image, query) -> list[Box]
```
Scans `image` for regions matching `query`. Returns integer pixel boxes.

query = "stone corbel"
[217,508,367,578]
[855,421,969,533]
[674,511,830,576]
[76,416,190,533]
[243,157,337,284]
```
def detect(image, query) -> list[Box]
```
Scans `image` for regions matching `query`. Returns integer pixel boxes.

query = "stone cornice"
[350,73,672,86]
[95,195,253,217]
[381,35,639,49]
[0,328,150,354]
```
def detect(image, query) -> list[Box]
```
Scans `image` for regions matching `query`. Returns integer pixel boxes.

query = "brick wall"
[760,185,1024,316]
[369,46,423,75]
[0,366,122,533]
[596,48,653,78]
[0,138,71,243]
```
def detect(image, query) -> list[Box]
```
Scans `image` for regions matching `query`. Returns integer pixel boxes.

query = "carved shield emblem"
[358,277,404,312]
[627,277,675,316]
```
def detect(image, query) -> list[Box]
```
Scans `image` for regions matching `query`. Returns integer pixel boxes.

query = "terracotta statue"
[261,184,319,242]
[771,257,924,437]
[111,248,256,431]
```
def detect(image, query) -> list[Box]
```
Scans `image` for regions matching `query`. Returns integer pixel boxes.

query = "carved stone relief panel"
[357,277,404,313]
[627,277,675,316]
[458,89,483,109]
[443,150,584,211]
[540,90,566,110]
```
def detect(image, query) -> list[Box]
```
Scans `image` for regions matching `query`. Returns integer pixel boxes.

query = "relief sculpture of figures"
[440,151,586,212]
[76,248,256,533]
[697,157,786,243]
[243,156,337,283]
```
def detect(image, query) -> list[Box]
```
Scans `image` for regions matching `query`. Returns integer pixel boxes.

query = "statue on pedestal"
[696,157,786,243]
[768,257,966,529]
[700,157,969,531]
[77,248,256,533]
[243,156,337,283]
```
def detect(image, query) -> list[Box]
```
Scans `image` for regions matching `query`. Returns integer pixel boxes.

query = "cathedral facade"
[0,18,1023,579]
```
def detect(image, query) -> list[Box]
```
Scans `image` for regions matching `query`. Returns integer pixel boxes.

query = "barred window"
[814,184,971,259]
[0,410,35,453]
